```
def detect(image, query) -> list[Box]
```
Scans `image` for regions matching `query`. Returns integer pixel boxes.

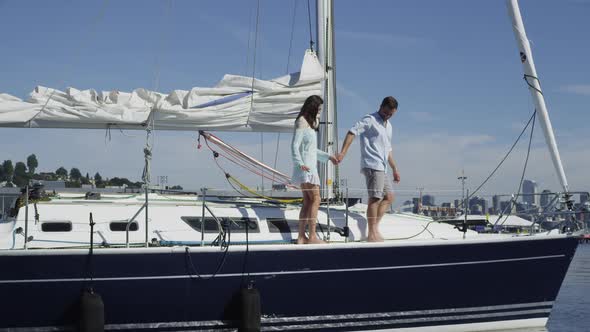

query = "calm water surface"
[496,243,590,332]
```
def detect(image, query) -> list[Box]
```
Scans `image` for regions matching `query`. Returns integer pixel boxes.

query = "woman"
[291,95,338,244]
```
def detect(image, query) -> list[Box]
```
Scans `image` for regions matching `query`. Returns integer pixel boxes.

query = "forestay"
[0,50,323,132]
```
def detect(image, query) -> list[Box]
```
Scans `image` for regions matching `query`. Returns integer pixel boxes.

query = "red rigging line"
[198,131,295,187]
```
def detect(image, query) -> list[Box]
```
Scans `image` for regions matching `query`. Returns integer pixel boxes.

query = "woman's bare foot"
[297,236,309,244]
[307,237,326,244]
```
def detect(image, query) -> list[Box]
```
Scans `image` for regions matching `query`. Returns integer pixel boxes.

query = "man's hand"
[300,165,311,172]
[336,152,345,163]
[393,170,401,183]
[329,155,339,165]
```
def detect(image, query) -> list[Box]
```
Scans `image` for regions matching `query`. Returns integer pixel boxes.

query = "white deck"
[0,192,557,251]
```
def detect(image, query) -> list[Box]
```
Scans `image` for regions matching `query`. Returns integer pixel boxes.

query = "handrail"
[125,203,146,248]
[200,188,225,247]
[24,186,29,250]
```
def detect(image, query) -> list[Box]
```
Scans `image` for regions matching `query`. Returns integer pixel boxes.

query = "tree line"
[0,154,146,189]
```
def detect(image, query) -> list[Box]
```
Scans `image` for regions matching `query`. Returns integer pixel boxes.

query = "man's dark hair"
[380,96,398,110]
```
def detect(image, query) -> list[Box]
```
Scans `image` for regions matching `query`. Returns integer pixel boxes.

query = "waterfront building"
[422,194,435,206]
[522,179,538,206]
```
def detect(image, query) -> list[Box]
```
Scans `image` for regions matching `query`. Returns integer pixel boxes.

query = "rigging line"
[457,110,537,209]
[246,0,261,127]
[271,133,281,192]
[329,2,339,191]
[385,221,437,241]
[244,0,255,76]
[201,135,298,202]
[213,155,252,198]
[286,0,298,74]
[203,134,292,184]
[306,0,314,51]
[524,75,543,95]
[220,149,290,184]
[210,139,291,182]
[204,131,292,180]
[260,132,264,192]
[495,111,537,228]
[212,147,299,203]
[205,135,285,180]
[145,0,173,156]
[229,176,302,204]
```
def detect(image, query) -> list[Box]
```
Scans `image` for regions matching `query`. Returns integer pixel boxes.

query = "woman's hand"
[300,165,311,172]
[329,155,339,165]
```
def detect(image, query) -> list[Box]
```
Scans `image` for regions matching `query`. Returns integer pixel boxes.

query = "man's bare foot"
[307,237,326,244]
[297,237,309,244]
[367,235,384,242]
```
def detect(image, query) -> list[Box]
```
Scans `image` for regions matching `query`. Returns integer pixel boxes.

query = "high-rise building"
[422,194,435,206]
[540,189,552,210]
[522,179,538,206]
[469,196,487,215]
[492,195,501,214]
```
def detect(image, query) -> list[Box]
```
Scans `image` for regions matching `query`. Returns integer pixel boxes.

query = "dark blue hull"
[0,236,578,331]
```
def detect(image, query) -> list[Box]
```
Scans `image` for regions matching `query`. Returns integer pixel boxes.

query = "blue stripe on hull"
[0,236,578,330]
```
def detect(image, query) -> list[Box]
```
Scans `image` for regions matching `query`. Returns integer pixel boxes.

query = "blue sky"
[0,0,589,205]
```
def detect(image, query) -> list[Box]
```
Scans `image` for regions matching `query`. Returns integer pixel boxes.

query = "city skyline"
[401,177,589,216]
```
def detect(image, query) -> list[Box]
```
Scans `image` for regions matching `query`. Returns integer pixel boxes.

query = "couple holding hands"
[291,95,400,244]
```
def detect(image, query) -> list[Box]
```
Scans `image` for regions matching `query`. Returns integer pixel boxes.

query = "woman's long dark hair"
[295,95,323,130]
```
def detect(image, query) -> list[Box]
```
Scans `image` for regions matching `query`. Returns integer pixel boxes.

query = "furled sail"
[0,50,323,132]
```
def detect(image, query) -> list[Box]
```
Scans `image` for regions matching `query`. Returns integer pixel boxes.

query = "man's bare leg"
[367,197,383,242]
[375,192,394,241]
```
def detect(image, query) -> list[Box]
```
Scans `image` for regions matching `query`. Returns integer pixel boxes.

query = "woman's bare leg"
[297,184,311,244]
[307,185,325,244]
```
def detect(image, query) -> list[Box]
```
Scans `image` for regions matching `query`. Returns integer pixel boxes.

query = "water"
[496,243,590,332]
[546,243,590,332]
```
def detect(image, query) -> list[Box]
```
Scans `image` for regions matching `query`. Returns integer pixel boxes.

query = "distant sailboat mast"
[317,0,339,199]
[506,0,569,193]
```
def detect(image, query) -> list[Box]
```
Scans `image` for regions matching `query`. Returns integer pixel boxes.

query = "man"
[337,96,400,242]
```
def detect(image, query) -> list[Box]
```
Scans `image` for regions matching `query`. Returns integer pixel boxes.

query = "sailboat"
[0,0,581,331]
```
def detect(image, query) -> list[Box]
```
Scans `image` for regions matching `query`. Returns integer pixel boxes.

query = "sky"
[0,0,589,206]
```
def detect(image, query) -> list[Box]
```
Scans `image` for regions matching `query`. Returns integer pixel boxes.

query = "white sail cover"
[0,50,323,132]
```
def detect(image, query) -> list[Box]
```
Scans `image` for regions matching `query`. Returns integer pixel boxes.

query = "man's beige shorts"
[362,168,393,199]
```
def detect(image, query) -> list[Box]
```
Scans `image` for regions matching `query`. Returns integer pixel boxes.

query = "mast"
[506,0,569,193]
[317,0,339,200]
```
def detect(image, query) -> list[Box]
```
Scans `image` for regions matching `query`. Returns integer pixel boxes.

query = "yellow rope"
[228,175,302,204]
